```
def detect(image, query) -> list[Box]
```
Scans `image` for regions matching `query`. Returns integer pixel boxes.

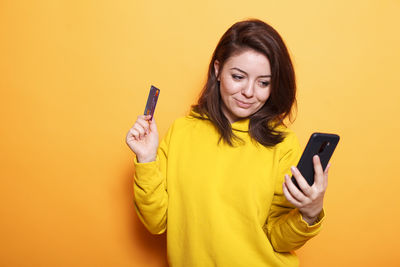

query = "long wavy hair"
[191,19,297,147]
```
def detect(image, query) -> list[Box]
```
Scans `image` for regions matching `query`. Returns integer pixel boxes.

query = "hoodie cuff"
[134,156,161,186]
[288,208,325,236]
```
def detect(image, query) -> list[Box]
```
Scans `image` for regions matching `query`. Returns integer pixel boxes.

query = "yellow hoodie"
[133,112,324,267]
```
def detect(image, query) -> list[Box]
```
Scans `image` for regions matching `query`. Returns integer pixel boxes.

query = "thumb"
[149,118,158,133]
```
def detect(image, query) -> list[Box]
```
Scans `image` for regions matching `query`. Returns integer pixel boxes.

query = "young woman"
[126,19,330,267]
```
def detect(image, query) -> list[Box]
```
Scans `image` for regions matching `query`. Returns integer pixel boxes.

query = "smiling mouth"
[234,99,253,108]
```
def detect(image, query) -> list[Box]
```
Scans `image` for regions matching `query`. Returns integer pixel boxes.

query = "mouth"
[234,98,253,108]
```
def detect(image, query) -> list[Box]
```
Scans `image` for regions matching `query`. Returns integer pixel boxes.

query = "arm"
[126,116,171,235]
[133,137,169,235]
[264,131,325,252]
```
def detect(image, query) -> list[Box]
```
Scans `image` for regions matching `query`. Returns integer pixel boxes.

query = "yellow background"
[1,0,399,266]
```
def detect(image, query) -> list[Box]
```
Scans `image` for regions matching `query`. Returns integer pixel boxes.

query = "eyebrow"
[230,67,271,78]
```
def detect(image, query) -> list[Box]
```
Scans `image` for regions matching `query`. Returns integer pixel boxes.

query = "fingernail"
[291,166,296,172]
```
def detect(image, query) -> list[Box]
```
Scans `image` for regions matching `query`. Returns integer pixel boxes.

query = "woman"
[126,19,330,267]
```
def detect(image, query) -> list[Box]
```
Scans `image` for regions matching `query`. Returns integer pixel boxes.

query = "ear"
[214,60,220,81]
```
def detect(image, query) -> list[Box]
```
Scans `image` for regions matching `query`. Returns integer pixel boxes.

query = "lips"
[234,98,253,108]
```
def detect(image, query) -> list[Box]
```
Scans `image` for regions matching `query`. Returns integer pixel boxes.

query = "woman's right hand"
[126,115,159,163]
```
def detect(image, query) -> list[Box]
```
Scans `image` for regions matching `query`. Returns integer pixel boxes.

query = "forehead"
[224,49,271,75]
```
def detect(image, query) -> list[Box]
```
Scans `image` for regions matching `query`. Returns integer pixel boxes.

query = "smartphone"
[291,132,340,190]
[144,85,160,120]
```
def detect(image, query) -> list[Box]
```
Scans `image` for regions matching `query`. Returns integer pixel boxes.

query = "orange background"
[1,0,400,266]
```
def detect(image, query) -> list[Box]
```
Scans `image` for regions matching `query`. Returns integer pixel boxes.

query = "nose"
[242,80,255,98]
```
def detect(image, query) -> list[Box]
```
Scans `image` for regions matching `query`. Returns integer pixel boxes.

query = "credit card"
[144,85,160,120]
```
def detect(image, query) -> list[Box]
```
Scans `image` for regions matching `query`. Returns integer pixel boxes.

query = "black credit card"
[144,85,160,120]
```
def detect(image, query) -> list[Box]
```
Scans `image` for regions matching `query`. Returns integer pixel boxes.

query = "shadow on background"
[124,165,168,267]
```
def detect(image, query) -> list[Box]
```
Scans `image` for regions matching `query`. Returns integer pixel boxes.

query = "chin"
[233,109,253,119]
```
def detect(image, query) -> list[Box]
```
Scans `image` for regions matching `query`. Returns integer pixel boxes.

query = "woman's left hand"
[282,155,330,225]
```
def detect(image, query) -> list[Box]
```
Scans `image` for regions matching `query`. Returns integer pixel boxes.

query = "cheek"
[220,78,241,95]
[255,89,271,104]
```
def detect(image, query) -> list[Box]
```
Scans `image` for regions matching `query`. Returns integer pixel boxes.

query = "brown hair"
[192,19,297,147]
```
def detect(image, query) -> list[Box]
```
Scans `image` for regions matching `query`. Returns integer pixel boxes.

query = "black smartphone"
[291,132,340,189]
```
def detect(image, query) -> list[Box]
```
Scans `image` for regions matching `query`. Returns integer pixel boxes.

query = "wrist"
[300,209,323,225]
[301,214,319,225]
[137,155,156,163]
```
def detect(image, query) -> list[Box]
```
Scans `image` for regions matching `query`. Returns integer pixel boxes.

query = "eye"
[260,81,270,87]
[232,74,244,80]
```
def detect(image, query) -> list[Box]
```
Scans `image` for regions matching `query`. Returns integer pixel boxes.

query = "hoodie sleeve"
[264,130,325,252]
[132,123,173,235]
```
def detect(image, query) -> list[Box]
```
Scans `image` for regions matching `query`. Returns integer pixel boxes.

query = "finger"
[149,118,158,133]
[313,155,324,187]
[137,114,152,121]
[136,117,151,134]
[130,128,140,140]
[133,123,146,139]
[282,182,302,207]
[290,166,313,196]
[324,162,331,174]
[137,115,152,125]
[126,130,135,142]
[284,174,307,203]
[323,162,331,188]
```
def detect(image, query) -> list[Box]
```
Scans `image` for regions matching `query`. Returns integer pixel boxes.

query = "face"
[214,49,272,123]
